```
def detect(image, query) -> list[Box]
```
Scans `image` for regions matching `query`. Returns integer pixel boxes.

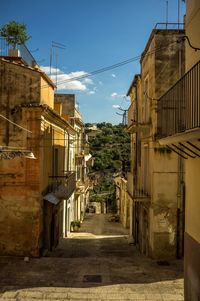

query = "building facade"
[0,57,76,256]
[157,1,200,299]
[126,26,186,259]
[55,94,92,224]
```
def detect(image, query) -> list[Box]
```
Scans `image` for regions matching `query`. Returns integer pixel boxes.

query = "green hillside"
[86,122,130,210]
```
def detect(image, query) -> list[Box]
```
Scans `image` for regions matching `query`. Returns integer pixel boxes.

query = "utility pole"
[116,107,128,126]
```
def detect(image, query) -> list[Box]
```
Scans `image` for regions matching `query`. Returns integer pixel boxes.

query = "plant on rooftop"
[0,20,30,49]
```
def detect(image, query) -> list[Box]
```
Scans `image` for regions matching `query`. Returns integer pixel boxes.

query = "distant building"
[113,176,129,229]
[87,124,98,131]
[55,94,92,224]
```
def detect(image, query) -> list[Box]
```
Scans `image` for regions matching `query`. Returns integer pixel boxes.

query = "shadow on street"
[0,214,184,299]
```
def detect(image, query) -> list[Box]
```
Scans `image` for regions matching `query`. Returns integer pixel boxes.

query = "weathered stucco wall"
[54,94,75,117]
[185,0,200,71]
[127,29,185,259]
[0,107,42,257]
[40,76,54,109]
[0,60,72,256]
[185,154,200,243]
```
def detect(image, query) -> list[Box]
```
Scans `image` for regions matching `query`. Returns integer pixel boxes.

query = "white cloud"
[88,91,95,95]
[50,73,87,91]
[112,105,121,109]
[40,66,92,91]
[111,73,116,78]
[83,78,94,84]
[40,66,62,74]
[98,81,103,85]
[110,92,127,99]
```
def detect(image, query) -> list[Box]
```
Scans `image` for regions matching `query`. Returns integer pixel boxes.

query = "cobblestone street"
[0,214,184,300]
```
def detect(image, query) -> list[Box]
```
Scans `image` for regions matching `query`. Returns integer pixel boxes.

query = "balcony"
[125,101,150,135]
[44,172,76,205]
[157,60,200,144]
[127,172,150,202]
[75,153,84,165]
[0,37,37,68]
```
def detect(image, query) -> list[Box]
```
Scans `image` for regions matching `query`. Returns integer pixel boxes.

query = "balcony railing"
[0,37,37,67]
[48,171,76,200]
[154,23,184,30]
[157,60,200,140]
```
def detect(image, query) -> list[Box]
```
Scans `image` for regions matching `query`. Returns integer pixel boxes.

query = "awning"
[43,193,60,205]
[44,183,76,205]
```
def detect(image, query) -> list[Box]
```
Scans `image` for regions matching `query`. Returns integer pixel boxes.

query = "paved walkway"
[0,214,184,300]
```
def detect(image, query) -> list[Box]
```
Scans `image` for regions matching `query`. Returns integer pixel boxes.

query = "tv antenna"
[50,41,66,75]
[178,0,180,29]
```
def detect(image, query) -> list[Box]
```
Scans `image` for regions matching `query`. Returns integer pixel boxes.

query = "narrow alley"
[0,214,184,301]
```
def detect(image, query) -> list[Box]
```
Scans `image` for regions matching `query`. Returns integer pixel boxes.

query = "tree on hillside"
[0,20,29,49]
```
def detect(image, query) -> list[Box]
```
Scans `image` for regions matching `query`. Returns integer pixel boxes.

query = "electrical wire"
[40,41,181,89]
[0,114,32,133]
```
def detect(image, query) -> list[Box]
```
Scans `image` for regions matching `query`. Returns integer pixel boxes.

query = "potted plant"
[71,220,80,232]
[0,20,30,57]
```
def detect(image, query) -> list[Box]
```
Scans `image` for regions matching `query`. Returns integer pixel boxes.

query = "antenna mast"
[50,41,66,76]
[178,0,180,29]
[166,0,168,28]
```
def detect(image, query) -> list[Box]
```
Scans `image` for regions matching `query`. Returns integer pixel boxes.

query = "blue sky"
[1,0,185,124]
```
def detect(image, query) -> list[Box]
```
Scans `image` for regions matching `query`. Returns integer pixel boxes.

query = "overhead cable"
[0,114,32,133]
[41,40,181,89]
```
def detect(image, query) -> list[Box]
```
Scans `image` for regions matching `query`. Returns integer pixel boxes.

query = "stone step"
[0,291,184,301]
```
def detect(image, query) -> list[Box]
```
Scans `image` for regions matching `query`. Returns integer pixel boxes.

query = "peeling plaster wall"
[0,60,68,257]
[132,30,185,259]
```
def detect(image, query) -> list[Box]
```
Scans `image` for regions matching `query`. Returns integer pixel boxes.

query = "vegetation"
[88,123,130,173]
[71,220,80,228]
[87,123,130,213]
[0,20,29,49]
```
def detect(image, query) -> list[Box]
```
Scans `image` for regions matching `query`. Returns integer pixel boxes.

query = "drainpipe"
[176,47,185,258]
[133,85,138,245]
[177,155,184,258]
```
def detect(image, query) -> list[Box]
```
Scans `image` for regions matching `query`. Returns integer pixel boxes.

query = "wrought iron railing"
[154,23,184,30]
[48,171,76,200]
[157,60,200,139]
[0,37,37,67]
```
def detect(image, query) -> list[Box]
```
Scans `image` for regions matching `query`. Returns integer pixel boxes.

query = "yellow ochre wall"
[40,76,54,109]
[185,156,200,243]
[185,0,200,71]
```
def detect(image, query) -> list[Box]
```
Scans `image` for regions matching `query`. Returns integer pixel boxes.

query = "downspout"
[134,84,138,245]
[176,47,185,258]
[67,132,70,172]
